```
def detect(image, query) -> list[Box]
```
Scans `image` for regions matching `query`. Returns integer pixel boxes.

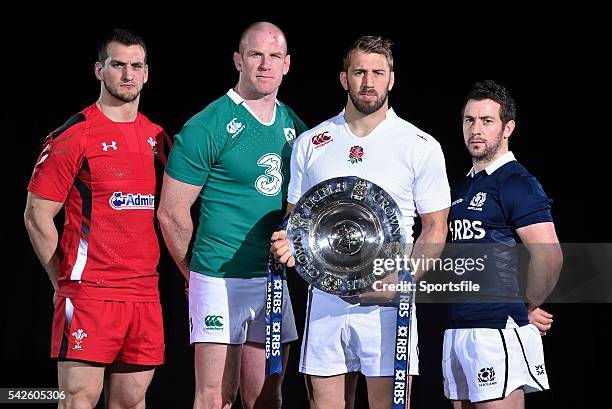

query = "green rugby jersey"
[166,89,307,278]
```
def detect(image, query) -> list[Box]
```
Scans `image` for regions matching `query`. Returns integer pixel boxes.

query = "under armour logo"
[102,141,117,151]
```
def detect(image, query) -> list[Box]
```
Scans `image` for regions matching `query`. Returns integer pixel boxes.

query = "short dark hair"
[462,80,516,125]
[98,29,147,64]
[343,36,394,72]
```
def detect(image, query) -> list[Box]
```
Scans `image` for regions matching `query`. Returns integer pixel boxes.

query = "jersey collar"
[467,151,516,177]
[226,88,280,106]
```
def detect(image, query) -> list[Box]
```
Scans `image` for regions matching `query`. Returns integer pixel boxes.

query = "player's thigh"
[453,401,475,409]
[239,341,290,409]
[475,388,524,409]
[364,376,393,409]
[104,362,155,409]
[306,372,359,409]
[194,343,242,397]
[365,375,414,409]
[57,360,105,409]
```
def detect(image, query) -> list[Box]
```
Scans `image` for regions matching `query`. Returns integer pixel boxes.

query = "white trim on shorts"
[188,272,298,345]
[300,288,419,377]
[442,320,549,402]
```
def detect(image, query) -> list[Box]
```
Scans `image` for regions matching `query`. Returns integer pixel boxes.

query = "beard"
[348,83,389,115]
[466,132,505,162]
[103,79,140,103]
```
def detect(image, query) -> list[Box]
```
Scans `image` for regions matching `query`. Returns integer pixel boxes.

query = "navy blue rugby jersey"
[446,152,553,329]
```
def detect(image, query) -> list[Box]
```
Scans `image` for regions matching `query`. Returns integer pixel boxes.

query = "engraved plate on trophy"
[287,176,406,296]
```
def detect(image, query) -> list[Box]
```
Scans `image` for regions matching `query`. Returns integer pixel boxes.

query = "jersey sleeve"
[165,119,219,186]
[28,121,87,203]
[154,127,173,167]
[412,142,451,214]
[288,136,308,205]
[501,173,553,229]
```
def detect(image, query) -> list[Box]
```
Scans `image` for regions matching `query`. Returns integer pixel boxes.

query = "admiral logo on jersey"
[451,198,464,206]
[109,192,155,210]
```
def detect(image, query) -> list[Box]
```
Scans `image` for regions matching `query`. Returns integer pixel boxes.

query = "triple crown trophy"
[286,176,407,296]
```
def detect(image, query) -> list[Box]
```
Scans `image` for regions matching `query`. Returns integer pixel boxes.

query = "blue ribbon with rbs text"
[265,217,289,377]
[392,269,415,409]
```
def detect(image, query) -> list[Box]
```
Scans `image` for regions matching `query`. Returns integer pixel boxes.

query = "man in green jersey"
[158,22,307,409]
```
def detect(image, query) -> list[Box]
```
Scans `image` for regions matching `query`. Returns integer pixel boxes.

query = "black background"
[1,9,609,409]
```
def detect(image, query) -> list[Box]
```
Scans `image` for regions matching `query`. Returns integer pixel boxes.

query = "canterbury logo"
[204,315,223,327]
[311,131,332,146]
[226,118,245,137]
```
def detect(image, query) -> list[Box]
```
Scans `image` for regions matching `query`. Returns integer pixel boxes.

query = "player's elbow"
[24,204,39,234]
[542,245,563,284]
[156,205,173,231]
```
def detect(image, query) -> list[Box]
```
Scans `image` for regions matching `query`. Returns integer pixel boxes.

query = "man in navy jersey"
[443,80,563,408]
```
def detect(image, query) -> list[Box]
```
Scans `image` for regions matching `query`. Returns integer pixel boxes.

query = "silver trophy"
[287,176,406,296]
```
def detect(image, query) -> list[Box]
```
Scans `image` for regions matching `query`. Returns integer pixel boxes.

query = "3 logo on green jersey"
[256,153,283,196]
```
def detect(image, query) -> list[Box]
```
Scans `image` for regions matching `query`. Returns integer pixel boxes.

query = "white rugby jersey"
[288,108,451,241]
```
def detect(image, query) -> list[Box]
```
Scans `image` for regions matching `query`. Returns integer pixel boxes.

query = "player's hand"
[53,290,58,308]
[359,271,399,304]
[528,306,553,336]
[270,230,295,267]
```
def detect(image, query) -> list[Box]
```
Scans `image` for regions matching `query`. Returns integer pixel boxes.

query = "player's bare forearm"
[157,173,202,282]
[24,192,63,290]
[524,243,563,307]
[411,208,449,280]
[517,222,562,307]
[158,209,193,281]
[284,202,295,217]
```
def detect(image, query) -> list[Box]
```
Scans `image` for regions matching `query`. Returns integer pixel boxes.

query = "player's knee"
[194,387,237,409]
[106,397,146,409]
[243,389,282,409]
[58,392,99,409]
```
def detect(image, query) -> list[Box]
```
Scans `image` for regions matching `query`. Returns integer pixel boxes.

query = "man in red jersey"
[24,29,171,409]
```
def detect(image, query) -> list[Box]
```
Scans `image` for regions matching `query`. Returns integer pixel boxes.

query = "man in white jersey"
[271,36,450,408]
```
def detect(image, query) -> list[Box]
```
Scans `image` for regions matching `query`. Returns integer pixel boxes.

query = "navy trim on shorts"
[514,328,545,391]
[301,288,314,369]
[497,329,509,399]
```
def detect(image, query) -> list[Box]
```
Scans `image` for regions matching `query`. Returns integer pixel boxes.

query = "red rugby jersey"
[28,104,171,301]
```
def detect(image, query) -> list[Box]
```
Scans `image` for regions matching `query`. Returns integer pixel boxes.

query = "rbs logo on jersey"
[449,219,485,240]
[109,192,155,210]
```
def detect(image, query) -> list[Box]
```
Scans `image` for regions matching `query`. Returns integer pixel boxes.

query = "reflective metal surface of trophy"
[287,176,406,296]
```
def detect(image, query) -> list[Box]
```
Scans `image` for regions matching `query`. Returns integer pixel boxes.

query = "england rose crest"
[348,146,364,164]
